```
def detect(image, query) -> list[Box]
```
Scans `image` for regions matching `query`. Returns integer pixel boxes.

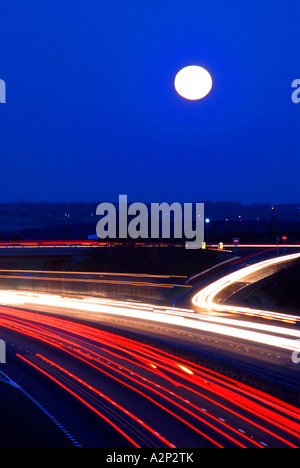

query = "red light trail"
[1,306,300,448]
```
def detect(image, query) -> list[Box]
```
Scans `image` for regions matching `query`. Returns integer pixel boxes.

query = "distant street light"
[205,218,210,244]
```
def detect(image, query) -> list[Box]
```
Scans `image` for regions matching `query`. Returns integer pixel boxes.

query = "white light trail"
[192,253,300,324]
[0,278,300,353]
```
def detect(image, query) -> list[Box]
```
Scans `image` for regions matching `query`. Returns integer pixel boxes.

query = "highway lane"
[0,289,299,380]
[1,306,300,448]
[0,253,300,447]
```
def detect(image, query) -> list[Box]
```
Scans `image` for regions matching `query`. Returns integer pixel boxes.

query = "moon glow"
[174,65,212,100]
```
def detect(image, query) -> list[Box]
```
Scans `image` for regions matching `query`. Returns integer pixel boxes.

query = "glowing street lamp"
[205,218,210,244]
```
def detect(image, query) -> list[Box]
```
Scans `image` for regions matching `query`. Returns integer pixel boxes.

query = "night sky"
[0,1,299,204]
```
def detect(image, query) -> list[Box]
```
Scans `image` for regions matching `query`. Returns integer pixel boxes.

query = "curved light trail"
[192,253,300,321]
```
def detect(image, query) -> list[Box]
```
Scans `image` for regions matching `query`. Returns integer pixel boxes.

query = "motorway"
[0,252,300,448]
[1,305,300,448]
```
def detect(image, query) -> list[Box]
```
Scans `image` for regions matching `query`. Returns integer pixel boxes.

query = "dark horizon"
[2,198,300,208]
[0,199,299,244]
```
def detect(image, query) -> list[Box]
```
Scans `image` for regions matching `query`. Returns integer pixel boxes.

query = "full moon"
[174,65,212,100]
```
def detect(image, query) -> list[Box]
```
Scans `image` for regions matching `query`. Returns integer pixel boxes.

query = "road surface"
[0,253,300,448]
[1,305,300,448]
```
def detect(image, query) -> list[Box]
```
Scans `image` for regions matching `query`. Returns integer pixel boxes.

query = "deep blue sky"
[0,1,299,204]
